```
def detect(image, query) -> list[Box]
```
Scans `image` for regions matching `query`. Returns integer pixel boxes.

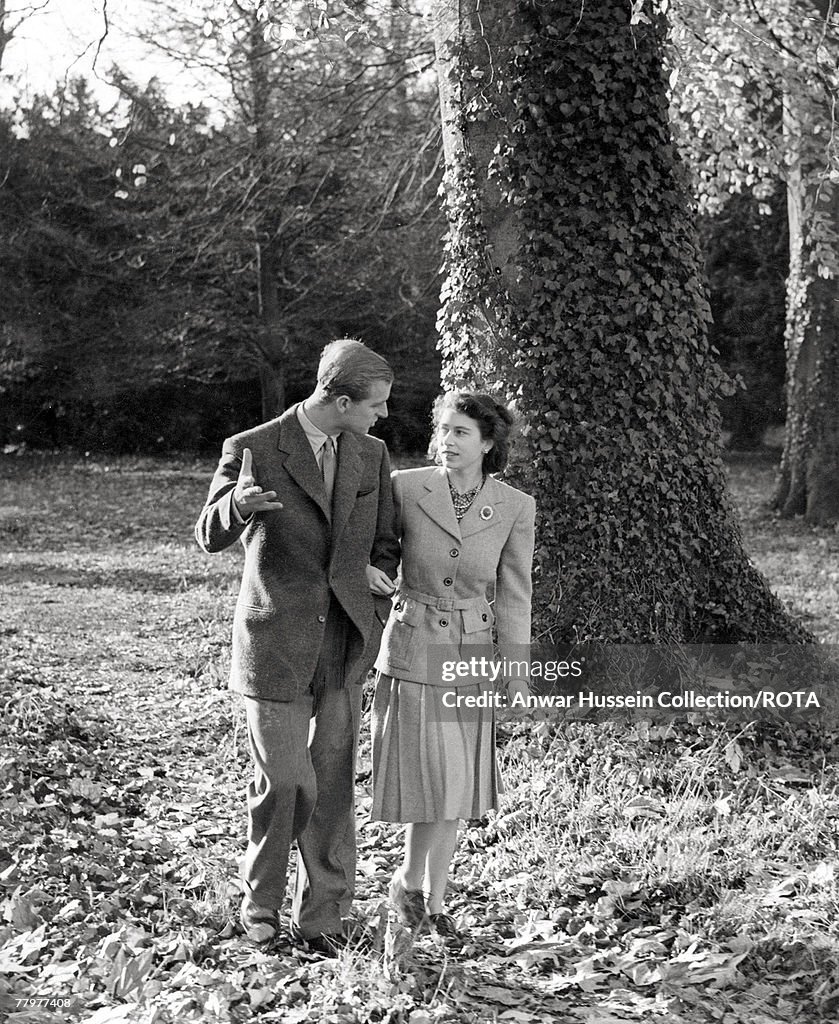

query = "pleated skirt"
[371,673,501,823]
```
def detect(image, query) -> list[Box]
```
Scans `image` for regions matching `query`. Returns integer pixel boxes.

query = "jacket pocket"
[462,603,494,634]
[356,474,379,497]
[384,597,422,670]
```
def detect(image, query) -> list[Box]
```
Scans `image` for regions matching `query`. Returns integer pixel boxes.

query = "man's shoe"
[429,912,464,943]
[239,895,279,943]
[291,920,370,958]
[388,873,427,929]
[297,932,344,958]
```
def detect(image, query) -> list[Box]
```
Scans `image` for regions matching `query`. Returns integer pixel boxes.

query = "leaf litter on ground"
[1,454,838,1022]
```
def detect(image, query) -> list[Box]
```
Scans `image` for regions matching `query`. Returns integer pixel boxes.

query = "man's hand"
[366,565,396,596]
[233,448,284,518]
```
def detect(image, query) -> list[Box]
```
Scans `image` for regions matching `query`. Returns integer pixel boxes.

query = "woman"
[366,390,536,940]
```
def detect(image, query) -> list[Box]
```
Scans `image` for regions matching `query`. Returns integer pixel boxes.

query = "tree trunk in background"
[432,0,807,641]
[0,1,9,73]
[249,12,288,420]
[431,0,523,383]
[256,240,287,419]
[773,0,839,524]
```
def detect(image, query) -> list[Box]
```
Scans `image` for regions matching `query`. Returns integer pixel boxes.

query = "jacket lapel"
[277,406,331,520]
[331,431,363,542]
[459,475,506,538]
[418,468,462,543]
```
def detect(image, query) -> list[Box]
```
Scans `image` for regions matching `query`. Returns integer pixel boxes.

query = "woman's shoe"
[388,873,427,928]
[429,912,464,942]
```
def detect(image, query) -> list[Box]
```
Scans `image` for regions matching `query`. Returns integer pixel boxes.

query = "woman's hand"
[366,565,397,596]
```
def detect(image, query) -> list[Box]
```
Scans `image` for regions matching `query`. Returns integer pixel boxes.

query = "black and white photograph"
[1,1,838,1022]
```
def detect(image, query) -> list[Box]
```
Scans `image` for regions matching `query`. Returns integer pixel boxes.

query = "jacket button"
[443,577,453,586]
[450,548,459,557]
[317,615,326,623]
[439,618,448,627]
[482,613,488,622]
[394,602,402,611]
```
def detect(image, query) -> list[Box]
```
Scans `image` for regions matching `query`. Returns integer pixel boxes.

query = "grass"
[0,450,838,1023]
[725,452,839,643]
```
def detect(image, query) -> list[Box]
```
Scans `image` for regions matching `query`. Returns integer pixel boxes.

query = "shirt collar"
[297,402,341,454]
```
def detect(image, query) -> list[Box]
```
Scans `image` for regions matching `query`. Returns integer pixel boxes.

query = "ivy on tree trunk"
[432,0,807,641]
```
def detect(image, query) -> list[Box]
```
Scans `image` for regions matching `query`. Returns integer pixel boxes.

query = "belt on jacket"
[396,585,489,612]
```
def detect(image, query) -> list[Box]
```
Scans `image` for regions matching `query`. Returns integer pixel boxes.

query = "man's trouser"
[242,680,363,938]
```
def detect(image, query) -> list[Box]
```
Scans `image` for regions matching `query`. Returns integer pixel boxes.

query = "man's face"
[339,379,391,435]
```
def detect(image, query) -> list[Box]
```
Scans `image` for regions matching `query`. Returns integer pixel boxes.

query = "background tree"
[0,1,445,452]
[0,81,160,447]
[671,0,839,523]
[428,0,804,641]
[0,1,53,72]
[126,0,443,420]
[0,77,265,450]
[777,0,839,522]
[699,193,787,450]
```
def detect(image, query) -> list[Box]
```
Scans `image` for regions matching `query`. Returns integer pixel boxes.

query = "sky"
[0,0,217,111]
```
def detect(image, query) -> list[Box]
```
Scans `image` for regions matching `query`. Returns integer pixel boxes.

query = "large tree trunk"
[773,1,839,525]
[432,0,807,642]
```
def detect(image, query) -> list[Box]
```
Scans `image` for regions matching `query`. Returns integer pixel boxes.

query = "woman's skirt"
[371,673,501,822]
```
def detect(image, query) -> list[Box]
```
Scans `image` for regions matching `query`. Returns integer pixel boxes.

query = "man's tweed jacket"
[195,405,399,701]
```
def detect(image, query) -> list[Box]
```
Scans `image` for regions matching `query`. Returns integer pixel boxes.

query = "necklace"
[448,475,484,521]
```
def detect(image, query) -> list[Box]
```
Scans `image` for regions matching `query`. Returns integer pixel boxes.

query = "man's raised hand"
[233,447,284,518]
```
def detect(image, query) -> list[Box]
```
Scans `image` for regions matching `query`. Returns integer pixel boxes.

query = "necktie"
[320,436,336,506]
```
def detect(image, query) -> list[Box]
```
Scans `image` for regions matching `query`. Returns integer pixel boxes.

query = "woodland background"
[0,1,789,457]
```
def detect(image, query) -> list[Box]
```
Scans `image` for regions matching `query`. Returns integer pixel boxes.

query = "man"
[195,339,398,953]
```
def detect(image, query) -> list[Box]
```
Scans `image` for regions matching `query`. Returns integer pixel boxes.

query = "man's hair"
[316,338,393,401]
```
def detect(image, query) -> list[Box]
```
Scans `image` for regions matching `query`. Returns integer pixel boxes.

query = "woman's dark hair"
[428,391,515,474]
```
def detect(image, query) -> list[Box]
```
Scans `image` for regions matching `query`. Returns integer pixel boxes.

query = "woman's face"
[435,410,492,476]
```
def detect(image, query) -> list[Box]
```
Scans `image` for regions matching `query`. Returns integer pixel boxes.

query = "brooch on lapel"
[479,505,494,521]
